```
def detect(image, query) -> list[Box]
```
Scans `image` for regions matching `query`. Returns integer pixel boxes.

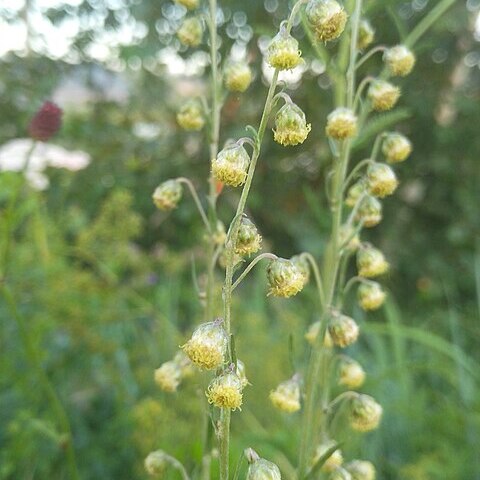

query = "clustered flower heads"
[212,142,251,187]
[152,179,183,211]
[267,258,305,298]
[273,102,311,146]
[144,450,169,476]
[338,357,366,389]
[206,370,244,410]
[384,45,416,77]
[357,282,386,311]
[224,61,253,92]
[177,100,205,131]
[366,163,398,198]
[382,132,412,163]
[313,441,343,472]
[357,19,375,50]
[267,28,302,70]
[270,375,301,413]
[177,17,203,47]
[235,217,262,256]
[246,455,282,480]
[368,80,400,112]
[349,394,383,432]
[356,195,382,228]
[345,460,376,480]
[306,0,348,42]
[356,245,389,278]
[182,319,228,370]
[328,313,359,348]
[174,0,199,10]
[326,108,358,140]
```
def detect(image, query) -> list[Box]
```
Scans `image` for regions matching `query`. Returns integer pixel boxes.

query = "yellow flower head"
[313,441,343,473]
[328,313,359,348]
[384,45,416,77]
[154,361,182,392]
[326,108,358,140]
[367,163,398,198]
[212,142,250,187]
[235,217,262,256]
[177,17,203,47]
[267,258,305,298]
[267,28,302,70]
[338,357,366,389]
[355,195,382,228]
[357,245,389,278]
[206,371,244,410]
[224,61,253,92]
[358,19,375,50]
[349,394,383,432]
[177,99,205,131]
[273,102,311,146]
[357,282,386,311]
[368,80,400,112]
[290,254,310,287]
[345,460,376,480]
[182,319,228,370]
[306,0,348,42]
[270,375,301,413]
[152,179,183,211]
[382,133,412,163]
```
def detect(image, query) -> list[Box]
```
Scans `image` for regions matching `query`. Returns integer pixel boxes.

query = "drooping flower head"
[206,370,244,410]
[366,163,398,198]
[212,142,250,187]
[145,450,169,476]
[349,394,383,432]
[355,195,382,228]
[247,455,282,480]
[384,45,416,77]
[267,27,302,70]
[357,282,386,311]
[273,102,311,146]
[152,179,183,211]
[177,99,205,131]
[382,132,412,163]
[356,244,389,278]
[328,312,360,348]
[267,258,305,298]
[235,217,262,256]
[154,360,182,392]
[326,108,358,140]
[338,357,366,389]
[224,61,253,92]
[270,375,301,413]
[306,0,348,42]
[177,17,203,47]
[368,80,400,112]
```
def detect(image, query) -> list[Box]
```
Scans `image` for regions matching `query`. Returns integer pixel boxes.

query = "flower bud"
[224,61,253,92]
[273,102,311,146]
[338,357,365,389]
[384,45,415,77]
[345,181,366,208]
[382,133,412,163]
[267,28,302,70]
[177,100,205,131]
[329,468,353,480]
[366,163,398,198]
[152,179,183,211]
[270,375,301,413]
[345,460,376,480]
[368,80,400,112]
[312,441,343,472]
[356,245,389,278]
[305,321,334,348]
[290,254,310,286]
[247,457,282,480]
[349,394,383,432]
[328,313,359,348]
[145,450,169,476]
[177,17,203,47]
[28,101,63,141]
[154,360,182,392]
[182,319,228,370]
[206,371,244,410]
[357,19,375,50]
[175,0,199,10]
[267,258,305,298]
[306,0,347,42]
[326,108,358,140]
[236,359,250,388]
[339,225,361,251]
[212,143,250,187]
[355,195,382,228]
[235,217,262,256]
[357,282,386,311]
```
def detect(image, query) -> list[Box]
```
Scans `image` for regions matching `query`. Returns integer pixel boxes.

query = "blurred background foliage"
[0,0,479,479]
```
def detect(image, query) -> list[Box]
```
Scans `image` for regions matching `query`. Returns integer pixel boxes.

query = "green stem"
[231,253,278,292]
[219,69,280,480]
[1,284,80,479]
[355,45,386,70]
[300,252,326,309]
[177,178,212,232]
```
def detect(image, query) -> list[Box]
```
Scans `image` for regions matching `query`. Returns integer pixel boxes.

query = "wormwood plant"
[150,0,455,479]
